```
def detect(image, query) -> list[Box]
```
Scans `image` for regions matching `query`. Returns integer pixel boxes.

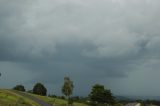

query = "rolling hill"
[0,89,40,106]
[0,89,88,106]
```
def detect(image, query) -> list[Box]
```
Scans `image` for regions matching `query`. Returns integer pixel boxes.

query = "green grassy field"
[30,93,89,106]
[0,89,40,106]
[0,89,88,106]
[0,89,124,106]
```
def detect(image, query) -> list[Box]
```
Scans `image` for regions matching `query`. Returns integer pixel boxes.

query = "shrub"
[13,85,25,92]
[33,83,47,96]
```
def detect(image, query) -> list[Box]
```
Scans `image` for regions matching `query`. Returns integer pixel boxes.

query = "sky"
[0,0,160,97]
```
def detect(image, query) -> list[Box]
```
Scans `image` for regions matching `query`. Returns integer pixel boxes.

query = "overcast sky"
[0,0,160,97]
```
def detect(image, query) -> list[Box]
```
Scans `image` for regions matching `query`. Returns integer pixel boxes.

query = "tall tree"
[62,77,74,105]
[89,84,115,105]
[33,83,47,96]
[13,85,25,92]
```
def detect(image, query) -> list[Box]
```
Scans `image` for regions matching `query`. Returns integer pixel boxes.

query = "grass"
[0,89,123,106]
[0,89,40,106]
[0,89,88,106]
[30,93,89,106]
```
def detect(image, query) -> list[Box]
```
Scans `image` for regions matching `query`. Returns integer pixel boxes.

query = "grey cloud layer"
[1,0,160,96]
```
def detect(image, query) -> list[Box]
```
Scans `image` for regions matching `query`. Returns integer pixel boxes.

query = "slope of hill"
[0,89,88,106]
[0,89,40,106]
[30,93,89,106]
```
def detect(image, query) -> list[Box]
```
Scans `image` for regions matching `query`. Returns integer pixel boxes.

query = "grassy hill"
[0,89,88,106]
[30,93,89,106]
[0,89,40,106]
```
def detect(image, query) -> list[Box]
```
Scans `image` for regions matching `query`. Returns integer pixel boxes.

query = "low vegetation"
[33,82,47,96]
[13,85,26,92]
[0,89,40,106]
[30,93,89,106]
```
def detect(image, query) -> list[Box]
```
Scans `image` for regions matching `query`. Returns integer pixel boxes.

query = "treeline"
[13,83,47,96]
[12,77,121,106]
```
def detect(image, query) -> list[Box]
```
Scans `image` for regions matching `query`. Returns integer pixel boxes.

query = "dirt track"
[13,91,52,106]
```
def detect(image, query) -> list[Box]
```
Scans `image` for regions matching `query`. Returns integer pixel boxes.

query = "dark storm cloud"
[1,0,160,96]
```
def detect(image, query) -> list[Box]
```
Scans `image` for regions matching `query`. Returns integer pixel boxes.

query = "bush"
[68,98,74,105]
[27,90,33,93]
[13,85,25,92]
[33,83,47,96]
[48,94,57,98]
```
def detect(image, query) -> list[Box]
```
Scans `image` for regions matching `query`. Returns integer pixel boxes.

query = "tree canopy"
[89,84,115,105]
[62,77,74,105]
[62,77,74,98]
[33,83,47,96]
[13,85,25,92]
